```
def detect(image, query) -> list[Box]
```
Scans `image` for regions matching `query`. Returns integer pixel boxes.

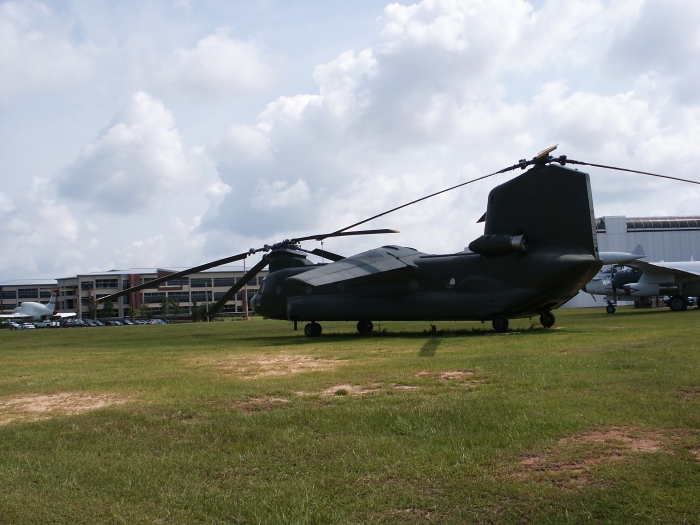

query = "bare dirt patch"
[0,393,127,425]
[207,353,341,379]
[514,427,667,486]
[236,397,290,413]
[393,385,420,390]
[440,371,474,381]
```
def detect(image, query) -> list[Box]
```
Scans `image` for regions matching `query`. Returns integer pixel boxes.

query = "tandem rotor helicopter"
[98,146,700,336]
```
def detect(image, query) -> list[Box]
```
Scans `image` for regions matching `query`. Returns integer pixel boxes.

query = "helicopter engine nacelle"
[468,234,529,257]
[623,282,679,297]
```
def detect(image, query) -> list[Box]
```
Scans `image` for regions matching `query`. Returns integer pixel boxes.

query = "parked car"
[94,320,105,326]
[121,319,134,325]
[22,323,36,329]
[61,319,86,328]
[84,319,97,327]
[33,320,53,328]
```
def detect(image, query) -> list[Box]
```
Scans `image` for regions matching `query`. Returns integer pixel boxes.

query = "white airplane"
[0,291,77,322]
[584,246,700,313]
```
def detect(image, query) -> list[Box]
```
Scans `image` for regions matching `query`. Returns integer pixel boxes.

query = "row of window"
[596,216,700,232]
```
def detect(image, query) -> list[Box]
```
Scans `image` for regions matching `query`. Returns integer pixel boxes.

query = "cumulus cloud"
[156,31,272,96]
[201,0,700,256]
[0,1,93,104]
[57,91,213,214]
[0,181,81,279]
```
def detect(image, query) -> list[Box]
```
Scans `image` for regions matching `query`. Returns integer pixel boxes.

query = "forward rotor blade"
[291,228,399,243]
[310,248,345,262]
[205,258,269,318]
[96,251,250,304]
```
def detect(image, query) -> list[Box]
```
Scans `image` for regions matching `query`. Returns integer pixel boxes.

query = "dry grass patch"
[440,371,474,381]
[235,397,290,413]
[680,386,700,402]
[514,427,666,486]
[0,393,127,425]
[201,352,341,379]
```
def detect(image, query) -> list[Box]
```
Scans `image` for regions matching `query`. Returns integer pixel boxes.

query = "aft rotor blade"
[291,228,399,243]
[96,251,250,304]
[327,164,521,236]
[205,258,269,318]
[561,159,700,186]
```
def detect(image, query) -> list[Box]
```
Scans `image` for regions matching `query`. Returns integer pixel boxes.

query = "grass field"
[0,307,699,524]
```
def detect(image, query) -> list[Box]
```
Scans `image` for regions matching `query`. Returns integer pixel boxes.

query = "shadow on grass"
[419,339,440,357]
[241,324,554,348]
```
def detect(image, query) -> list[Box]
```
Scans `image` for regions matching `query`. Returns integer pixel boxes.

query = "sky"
[1,0,700,281]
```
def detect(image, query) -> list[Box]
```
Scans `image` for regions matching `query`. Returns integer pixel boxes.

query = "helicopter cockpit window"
[259,279,265,293]
[445,277,456,289]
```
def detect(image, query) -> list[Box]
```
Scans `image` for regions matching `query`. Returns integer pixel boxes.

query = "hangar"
[565,215,700,308]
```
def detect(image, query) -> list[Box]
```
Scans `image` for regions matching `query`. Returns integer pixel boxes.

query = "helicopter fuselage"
[251,245,601,323]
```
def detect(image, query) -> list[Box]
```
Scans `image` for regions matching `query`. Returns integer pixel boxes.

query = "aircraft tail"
[482,164,598,255]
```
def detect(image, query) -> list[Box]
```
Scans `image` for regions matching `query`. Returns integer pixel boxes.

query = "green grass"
[0,307,699,524]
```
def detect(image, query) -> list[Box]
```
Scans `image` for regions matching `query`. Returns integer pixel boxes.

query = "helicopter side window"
[445,278,456,289]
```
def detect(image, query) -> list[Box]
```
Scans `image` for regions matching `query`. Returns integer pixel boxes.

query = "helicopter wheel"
[492,316,509,333]
[304,322,322,337]
[606,304,616,314]
[357,320,374,333]
[540,311,556,328]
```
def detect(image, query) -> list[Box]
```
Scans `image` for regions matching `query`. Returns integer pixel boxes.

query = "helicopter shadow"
[419,338,440,357]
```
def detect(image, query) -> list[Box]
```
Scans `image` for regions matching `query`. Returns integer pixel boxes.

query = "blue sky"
[1,0,700,280]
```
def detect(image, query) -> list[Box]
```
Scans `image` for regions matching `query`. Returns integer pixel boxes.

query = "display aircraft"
[584,246,700,313]
[0,291,76,322]
[97,147,700,335]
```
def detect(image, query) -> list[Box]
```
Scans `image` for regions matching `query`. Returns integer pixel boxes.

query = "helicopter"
[97,147,700,336]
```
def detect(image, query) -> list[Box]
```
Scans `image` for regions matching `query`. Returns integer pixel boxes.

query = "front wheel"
[606,304,616,314]
[304,322,322,337]
[540,311,556,328]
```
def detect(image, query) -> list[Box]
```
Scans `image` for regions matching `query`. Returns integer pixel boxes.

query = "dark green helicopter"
[97,147,699,335]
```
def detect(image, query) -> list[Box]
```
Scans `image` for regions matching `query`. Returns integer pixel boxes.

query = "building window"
[65,299,74,309]
[214,292,229,301]
[18,289,38,299]
[80,281,92,291]
[81,297,91,306]
[143,292,166,303]
[2,303,16,310]
[191,291,212,302]
[141,278,159,289]
[95,279,118,289]
[190,278,212,288]
[40,290,52,298]
[168,292,189,302]
[214,277,235,287]
[1,291,16,299]
[163,277,189,287]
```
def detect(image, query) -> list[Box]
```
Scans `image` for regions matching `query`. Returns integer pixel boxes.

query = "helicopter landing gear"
[492,316,509,333]
[606,304,616,314]
[357,320,374,333]
[304,322,322,337]
[668,295,688,312]
[540,311,555,328]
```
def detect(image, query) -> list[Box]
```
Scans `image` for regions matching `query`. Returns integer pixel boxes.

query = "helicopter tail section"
[483,164,598,256]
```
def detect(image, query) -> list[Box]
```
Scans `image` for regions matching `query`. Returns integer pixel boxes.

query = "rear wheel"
[492,316,509,333]
[540,311,556,328]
